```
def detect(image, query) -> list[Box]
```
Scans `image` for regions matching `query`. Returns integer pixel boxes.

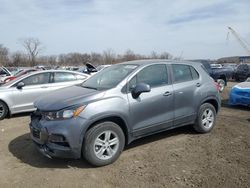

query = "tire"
[0,101,8,120]
[217,79,225,92]
[193,103,216,133]
[83,122,125,166]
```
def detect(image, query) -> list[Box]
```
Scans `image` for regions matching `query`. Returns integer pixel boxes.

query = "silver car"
[0,70,90,119]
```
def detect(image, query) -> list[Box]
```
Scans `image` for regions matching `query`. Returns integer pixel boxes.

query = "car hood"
[34,85,104,111]
[234,82,250,89]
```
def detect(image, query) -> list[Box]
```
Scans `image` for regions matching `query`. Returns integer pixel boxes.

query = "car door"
[127,64,174,137]
[10,72,51,113]
[171,64,200,126]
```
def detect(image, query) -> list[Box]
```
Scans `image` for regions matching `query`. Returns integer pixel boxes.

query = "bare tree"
[0,44,9,66]
[159,52,173,59]
[150,51,158,59]
[123,49,137,61]
[103,49,116,64]
[9,52,29,67]
[90,52,103,66]
[21,38,43,66]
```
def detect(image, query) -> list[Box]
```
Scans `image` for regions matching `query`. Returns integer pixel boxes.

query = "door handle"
[163,91,172,96]
[41,86,48,89]
[196,83,201,87]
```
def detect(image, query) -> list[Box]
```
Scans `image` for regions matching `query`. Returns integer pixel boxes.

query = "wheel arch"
[84,115,130,145]
[218,74,226,81]
[201,98,219,113]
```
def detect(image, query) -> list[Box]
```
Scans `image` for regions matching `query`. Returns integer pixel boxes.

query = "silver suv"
[30,60,221,166]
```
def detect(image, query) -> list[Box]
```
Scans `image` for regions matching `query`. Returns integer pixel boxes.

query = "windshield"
[82,64,138,90]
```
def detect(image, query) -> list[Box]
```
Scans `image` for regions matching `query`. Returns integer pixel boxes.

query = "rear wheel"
[83,122,125,166]
[193,103,216,133]
[0,101,8,120]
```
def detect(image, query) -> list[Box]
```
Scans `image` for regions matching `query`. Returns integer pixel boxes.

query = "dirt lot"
[0,82,249,188]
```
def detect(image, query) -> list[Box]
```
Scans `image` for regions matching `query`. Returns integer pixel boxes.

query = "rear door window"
[172,64,193,83]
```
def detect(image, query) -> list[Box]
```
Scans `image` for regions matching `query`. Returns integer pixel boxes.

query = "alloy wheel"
[93,130,119,160]
[201,108,214,129]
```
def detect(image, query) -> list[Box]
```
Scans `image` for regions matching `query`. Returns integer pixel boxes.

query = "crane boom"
[228,26,250,55]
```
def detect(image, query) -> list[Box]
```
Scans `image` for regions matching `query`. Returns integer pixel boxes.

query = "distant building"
[218,56,250,64]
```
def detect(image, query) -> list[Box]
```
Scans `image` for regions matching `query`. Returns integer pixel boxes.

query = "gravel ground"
[0,82,249,188]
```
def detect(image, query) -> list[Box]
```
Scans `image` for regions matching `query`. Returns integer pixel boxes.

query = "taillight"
[214,81,220,91]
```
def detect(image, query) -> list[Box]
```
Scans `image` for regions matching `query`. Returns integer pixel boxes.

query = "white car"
[210,64,223,69]
[0,70,90,119]
[0,67,12,84]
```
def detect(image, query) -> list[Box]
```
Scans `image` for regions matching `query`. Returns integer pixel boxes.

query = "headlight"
[44,106,86,120]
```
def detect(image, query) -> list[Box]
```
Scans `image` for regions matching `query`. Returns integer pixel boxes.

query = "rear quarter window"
[190,66,199,80]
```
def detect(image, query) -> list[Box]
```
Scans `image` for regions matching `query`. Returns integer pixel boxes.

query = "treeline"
[0,38,173,67]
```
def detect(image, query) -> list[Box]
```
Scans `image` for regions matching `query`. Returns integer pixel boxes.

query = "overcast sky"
[0,0,249,59]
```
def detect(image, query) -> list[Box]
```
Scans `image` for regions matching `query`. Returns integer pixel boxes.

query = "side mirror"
[131,83,151,99]
[16,82,25,89]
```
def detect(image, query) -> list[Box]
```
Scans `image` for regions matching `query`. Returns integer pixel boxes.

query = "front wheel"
[193,103,216,133]
[83,122,125,166]
[0,101,8,120]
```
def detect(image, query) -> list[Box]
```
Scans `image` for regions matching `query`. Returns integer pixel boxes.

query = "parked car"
[30,60,221,166]
[229,79,250,106]
[34,65,51,70]
[222,63,238,71]
[222,63,238,79]
[196,60,233,91]
[6,67,20,75]
[0,70,90,119]
[80,63,98,75]
[0,66,12,79]
[211,64,223,69]
[234,64,250,82]
[3,68,38,83]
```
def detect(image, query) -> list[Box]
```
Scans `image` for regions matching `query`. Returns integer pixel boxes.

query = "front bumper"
[30,114,89,159]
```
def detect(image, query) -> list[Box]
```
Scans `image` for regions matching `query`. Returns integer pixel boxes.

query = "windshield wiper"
[82,85,98,90]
